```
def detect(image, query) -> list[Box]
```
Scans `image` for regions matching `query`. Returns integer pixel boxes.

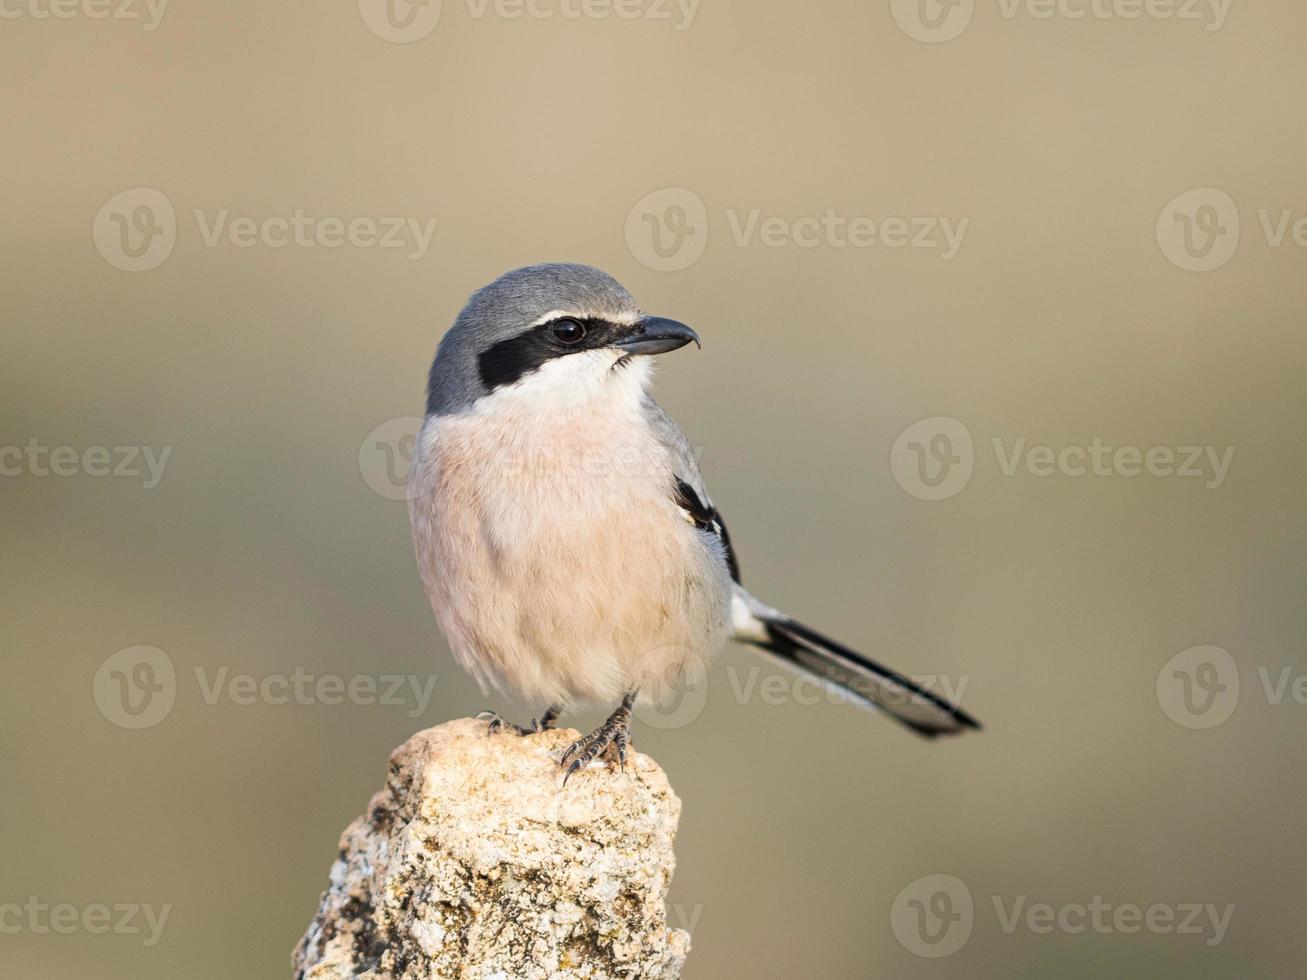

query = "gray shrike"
[408,264,979,782]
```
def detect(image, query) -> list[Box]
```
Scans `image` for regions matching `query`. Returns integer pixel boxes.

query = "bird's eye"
[550,318,587,345]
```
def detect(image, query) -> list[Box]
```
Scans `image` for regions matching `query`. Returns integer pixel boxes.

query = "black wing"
[673,476,741,584]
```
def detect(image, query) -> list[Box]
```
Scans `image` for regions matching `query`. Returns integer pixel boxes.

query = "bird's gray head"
[425,263,699,416]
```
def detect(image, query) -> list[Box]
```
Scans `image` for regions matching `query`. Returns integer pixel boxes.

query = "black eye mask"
[477,317,632,392]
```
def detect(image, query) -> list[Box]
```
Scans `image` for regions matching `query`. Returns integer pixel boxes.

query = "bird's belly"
[410,412,732,706]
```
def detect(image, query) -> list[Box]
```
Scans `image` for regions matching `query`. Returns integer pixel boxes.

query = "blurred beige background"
[3,0,1307,976]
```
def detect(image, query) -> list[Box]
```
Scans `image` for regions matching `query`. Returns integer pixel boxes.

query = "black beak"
[615,317,701,356]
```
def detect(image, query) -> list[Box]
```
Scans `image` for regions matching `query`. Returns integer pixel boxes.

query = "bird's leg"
[477,705,562,737]
[560,692,636,785]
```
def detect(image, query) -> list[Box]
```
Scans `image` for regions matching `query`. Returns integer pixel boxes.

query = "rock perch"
[293,718,690,979]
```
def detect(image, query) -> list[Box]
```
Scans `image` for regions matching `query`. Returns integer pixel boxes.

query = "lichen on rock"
[293,718,689,979]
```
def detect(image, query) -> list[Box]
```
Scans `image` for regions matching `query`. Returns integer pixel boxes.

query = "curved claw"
[476,710,533,737]
[477,707,562,739]
[475,710,501,737]
[557,693,636,787]
[559,733,591,766]
[562,757,586,787]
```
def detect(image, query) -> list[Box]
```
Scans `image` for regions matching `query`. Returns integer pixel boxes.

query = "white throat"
[472,350,654,418]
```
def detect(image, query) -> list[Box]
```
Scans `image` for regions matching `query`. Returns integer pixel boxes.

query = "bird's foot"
[477,705,560,738]
[560,693,635,786]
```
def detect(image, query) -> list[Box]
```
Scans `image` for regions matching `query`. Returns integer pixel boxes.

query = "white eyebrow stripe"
[529,309,643,328]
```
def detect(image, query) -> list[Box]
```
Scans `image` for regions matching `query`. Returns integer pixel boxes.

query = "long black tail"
[735,592,981,738]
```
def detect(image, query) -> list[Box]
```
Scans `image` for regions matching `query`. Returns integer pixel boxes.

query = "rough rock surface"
[293,718,689,980]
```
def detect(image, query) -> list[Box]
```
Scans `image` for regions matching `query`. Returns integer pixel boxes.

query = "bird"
[407,263,979,782]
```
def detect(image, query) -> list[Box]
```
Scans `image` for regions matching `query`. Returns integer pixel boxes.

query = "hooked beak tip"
[616,316,701,356]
